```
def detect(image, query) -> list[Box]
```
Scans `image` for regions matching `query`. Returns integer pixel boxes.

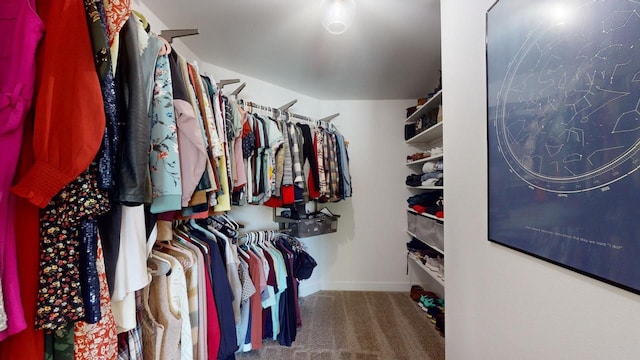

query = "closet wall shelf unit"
[406,185,444,190]
[408,253,445,287]
[403,87,444,300]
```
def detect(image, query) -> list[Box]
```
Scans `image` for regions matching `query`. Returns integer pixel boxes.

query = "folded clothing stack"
[406,174,423,187]
[405,159,444,187]
[421,160,444,186]
[407,192,443,216]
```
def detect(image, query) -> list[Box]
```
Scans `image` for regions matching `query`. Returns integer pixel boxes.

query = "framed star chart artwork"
[486,0,640,294]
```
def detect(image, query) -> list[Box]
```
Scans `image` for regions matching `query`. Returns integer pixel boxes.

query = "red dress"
[11,0,106,209]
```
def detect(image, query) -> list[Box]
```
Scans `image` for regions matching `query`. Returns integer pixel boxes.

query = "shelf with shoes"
[406,185,443,190]
[405,153,443,166]
[411,284,445,337]
[408,252,445,287]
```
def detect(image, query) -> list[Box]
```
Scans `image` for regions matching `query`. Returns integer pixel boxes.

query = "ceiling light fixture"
[321,0,356,35]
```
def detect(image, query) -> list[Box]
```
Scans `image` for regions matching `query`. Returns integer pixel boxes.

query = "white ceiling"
[144,0,442,100]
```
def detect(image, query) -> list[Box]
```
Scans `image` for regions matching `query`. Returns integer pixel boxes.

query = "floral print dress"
[149,53,182,214]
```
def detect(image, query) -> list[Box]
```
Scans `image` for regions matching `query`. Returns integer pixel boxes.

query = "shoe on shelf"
[410,285,424,302]
[319,207,336,217]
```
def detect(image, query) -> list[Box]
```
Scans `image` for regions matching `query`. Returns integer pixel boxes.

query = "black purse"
[294,250,318,280]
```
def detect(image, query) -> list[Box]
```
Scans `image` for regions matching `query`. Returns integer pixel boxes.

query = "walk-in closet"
[2,1,639,360]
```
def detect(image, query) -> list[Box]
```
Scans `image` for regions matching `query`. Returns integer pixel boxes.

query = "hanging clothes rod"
[160,29,199,43]
[242,100,337,123]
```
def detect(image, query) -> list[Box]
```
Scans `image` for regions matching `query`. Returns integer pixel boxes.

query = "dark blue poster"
[487,0,640,293]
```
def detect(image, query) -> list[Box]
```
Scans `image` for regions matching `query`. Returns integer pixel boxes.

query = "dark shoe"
[410,285,424,302]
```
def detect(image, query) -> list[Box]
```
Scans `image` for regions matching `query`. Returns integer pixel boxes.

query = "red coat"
[12,0,106,209]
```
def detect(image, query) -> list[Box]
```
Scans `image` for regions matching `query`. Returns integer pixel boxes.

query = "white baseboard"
[298,281,322,297]
[320,281,411,292]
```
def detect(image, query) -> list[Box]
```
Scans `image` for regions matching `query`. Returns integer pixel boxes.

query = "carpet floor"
[236,290,445,360]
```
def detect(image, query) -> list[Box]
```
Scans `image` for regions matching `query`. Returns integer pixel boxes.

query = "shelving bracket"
[160,29,199,44]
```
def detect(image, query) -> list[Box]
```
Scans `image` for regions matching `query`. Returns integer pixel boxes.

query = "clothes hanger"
[236,235,251,259]
[156,35,172,56]
[222,214,241,230]
[249,232,265,257]
[174,226,209,255]
[131,10,149,30]
[208,216,234,234]
[154,230,194,261]
[188,218,216,240]
[148,251,172,276]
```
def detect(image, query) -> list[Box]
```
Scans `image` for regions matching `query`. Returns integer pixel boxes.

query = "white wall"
[319,100,414,291]
[442,1,640,359]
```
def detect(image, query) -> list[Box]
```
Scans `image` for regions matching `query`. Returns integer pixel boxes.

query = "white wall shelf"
[405,90,443,124]
[408,252,445,287]
[407,208,444,223]
[406,185,444,190]
[405,154,444,166]
[406,122,443,145]
[407,230,445,255]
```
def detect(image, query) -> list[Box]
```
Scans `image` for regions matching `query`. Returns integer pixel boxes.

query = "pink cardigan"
[0,0,44,340]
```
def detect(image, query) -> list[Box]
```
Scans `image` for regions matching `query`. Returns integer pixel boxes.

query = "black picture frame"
[486,0,640,294]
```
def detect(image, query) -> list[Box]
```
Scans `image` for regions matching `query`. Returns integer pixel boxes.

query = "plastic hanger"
[236,235,251,259]
[174,226,209,255]
[155,234,194,264]
[148,251,172,276]
[188,218,216,240]
[157,35,172,56]
[222,214,241,230]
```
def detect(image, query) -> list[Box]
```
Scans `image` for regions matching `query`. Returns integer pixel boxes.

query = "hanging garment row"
[0,3,319,360]
[125,215,316,360]
[230,101,353,208]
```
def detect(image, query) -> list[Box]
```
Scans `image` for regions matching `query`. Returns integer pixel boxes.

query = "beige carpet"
[236,291,445,360]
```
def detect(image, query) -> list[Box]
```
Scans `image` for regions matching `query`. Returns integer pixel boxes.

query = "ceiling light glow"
[322,0,356,35]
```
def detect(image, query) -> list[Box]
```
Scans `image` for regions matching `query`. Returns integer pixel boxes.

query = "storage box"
[414,215,444,252]
[288,217,338,238]
[407,211,417,234]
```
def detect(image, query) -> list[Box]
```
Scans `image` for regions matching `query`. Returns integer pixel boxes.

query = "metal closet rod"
[243,100,340,123]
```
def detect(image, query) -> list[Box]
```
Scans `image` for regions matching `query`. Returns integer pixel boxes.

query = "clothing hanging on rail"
[125,216,316,358]
[0,3,328,358]
[0,0,44,343]
[231,101,352,207]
